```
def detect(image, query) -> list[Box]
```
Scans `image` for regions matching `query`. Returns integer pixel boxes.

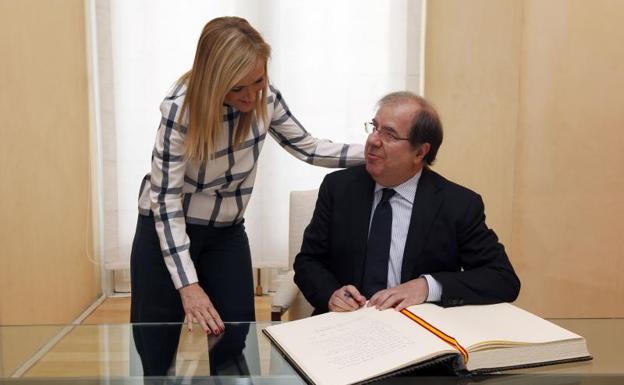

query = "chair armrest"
[271,271,299,320]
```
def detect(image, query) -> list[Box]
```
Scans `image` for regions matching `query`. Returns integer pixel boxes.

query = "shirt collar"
[374,170,422,204]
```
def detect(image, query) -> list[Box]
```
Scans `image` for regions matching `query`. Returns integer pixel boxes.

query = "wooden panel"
[425,0,624,317]
[0,0,101,324]
[424,0,522,246]
[512,0,624,317]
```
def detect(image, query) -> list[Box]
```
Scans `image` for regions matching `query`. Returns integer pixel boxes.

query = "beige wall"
[424,0,522,246]
[425,0,624,317]
[0,0,101,327]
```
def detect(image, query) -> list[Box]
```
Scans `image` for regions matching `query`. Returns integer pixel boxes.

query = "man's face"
[365,102,426,187]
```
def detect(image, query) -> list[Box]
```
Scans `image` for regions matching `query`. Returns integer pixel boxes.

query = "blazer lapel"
[348,169,375,288]
[401,168,444,283]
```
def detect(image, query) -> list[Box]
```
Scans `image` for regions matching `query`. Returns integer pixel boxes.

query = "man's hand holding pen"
[328,285,366,312]
[328,278,429,313]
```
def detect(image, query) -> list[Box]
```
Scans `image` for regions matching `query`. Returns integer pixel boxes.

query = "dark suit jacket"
[294,166,520,315]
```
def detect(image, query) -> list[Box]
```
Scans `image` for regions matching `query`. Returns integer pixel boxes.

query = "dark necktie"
[362,188,396,298]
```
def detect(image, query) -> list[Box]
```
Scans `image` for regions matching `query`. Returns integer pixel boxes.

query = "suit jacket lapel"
[348,169,375,288]
[401,168,444,283]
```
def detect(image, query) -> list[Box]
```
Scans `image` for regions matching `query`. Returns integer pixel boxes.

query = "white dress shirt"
[370,170,442,302]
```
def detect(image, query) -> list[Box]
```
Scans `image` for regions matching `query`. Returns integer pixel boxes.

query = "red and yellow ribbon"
[400,308,469,364]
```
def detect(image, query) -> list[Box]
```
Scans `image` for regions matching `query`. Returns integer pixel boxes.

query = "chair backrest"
[284,189,318,319]
[288,189,319,269]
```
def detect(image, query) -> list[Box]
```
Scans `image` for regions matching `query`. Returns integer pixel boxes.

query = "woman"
[130,16,364,340]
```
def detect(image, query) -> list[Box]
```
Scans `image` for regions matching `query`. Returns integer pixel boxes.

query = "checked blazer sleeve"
[267,86,365,167]
[148,97,197,290]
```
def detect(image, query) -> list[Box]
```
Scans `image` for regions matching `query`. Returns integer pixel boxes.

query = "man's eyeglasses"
[364,122,409,143]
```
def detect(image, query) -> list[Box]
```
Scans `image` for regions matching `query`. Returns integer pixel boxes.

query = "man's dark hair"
[378,92,443,165]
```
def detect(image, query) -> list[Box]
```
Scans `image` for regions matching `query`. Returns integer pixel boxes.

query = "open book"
[263,303,591,385]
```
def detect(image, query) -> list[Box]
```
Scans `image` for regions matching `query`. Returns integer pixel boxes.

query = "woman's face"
[224,59,266,112]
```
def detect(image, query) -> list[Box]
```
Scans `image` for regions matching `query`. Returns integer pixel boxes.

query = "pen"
[344,291,366,308]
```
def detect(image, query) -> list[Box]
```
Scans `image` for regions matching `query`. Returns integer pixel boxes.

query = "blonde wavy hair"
[178,17,271,162]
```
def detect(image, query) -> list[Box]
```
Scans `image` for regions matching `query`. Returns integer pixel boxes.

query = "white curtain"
[93,0,424,275]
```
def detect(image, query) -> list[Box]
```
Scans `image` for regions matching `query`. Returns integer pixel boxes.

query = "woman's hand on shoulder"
[178,283,225,335]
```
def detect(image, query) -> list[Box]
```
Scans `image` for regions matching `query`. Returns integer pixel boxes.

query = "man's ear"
[415,142,431,161]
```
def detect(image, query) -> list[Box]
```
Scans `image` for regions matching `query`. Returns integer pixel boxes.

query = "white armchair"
[271,189,317,321]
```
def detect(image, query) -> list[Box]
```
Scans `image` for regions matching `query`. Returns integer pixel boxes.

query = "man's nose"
[367,133,382,147]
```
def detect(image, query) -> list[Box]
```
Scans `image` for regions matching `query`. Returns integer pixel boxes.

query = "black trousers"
[129,214,256,376]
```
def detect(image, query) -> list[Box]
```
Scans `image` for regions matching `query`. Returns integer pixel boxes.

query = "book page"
[265,306,455,385]
[406,303,582,350]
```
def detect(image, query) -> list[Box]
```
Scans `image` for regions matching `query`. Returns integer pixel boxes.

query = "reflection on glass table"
[0,319,623,384]
[1,322,300,380]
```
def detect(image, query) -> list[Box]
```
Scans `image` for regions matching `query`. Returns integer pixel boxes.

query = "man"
[294,92,520,315]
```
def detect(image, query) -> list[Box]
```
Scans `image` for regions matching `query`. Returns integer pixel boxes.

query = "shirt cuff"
[170,262,198,290]
[422,274,442,302]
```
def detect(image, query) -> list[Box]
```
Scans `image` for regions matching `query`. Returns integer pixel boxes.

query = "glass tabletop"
[1,319,623,384]
[1,322,303,382]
